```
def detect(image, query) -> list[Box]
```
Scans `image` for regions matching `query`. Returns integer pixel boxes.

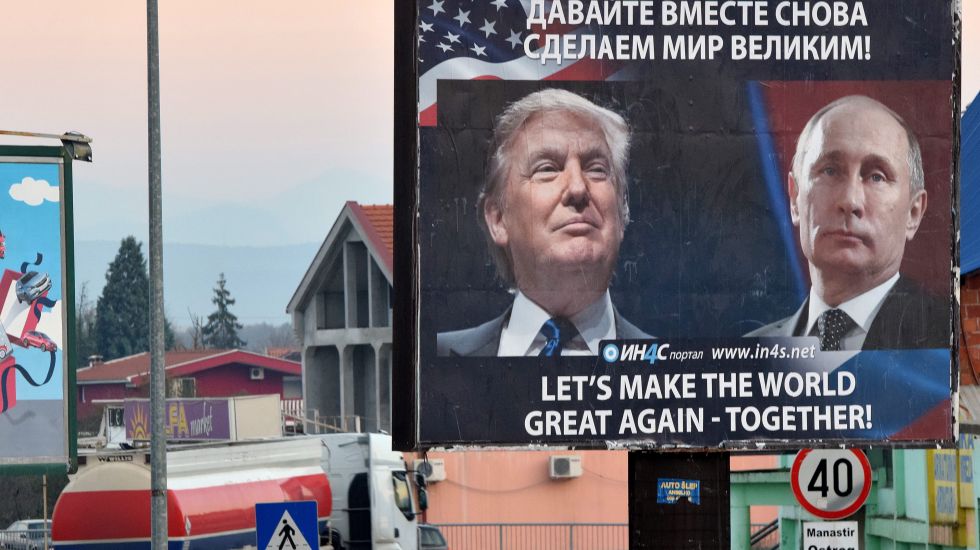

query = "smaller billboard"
[0,147,75,471]
[926,434,976,547]
[124,395,282,442]
[126,398,231,441]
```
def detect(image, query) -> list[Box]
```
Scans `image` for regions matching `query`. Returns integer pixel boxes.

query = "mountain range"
[73,240,321,328]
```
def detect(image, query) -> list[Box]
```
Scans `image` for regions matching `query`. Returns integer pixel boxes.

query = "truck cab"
[317,433,420,550]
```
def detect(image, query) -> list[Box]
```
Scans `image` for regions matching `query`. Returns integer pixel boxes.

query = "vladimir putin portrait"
[747,95,947,350]
[437,88,649,357]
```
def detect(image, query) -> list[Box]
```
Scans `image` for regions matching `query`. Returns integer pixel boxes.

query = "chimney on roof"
[87,355,103,367]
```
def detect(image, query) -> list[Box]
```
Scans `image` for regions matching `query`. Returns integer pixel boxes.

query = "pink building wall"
[422,450,628,524]
[420,450,779,526]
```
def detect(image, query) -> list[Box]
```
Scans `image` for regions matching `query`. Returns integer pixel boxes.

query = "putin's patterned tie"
[817,308,856,351]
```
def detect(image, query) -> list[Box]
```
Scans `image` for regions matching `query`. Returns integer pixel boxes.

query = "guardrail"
[433,523,627,550]
[281,398,304,421]
[750,520,780,549]
[0,528,50,549]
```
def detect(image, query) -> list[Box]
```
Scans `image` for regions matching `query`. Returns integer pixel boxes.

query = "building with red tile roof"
[349,203,393,272]
[76,349,301,419]
[288,201,393,433]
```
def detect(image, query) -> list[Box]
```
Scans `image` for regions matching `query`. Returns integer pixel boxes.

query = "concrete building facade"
[288,202,394,433]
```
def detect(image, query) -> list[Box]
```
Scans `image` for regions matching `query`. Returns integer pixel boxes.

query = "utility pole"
[147,0,168,547]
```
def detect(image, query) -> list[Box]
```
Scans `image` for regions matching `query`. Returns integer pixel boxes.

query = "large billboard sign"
[0,146,76,470]
[396,0,957,449]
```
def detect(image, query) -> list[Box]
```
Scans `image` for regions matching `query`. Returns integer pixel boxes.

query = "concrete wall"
[297,224,393,433]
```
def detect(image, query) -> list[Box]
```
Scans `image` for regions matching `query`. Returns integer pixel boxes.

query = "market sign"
[125,398,231,441]
[395,0,957,449]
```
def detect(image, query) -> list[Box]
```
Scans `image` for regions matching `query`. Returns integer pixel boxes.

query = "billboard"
[125,398,232,441]
[397,0,957,449]
[0,146,76,470]
[124,395,283,442]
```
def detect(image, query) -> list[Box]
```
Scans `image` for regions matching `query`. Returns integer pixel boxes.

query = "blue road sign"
[256,501,319,550]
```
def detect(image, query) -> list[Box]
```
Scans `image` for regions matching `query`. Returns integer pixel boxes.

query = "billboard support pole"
[392,0,418,452]
[147,0,168,547]
[629,451,730,548]
[43,475,48,550]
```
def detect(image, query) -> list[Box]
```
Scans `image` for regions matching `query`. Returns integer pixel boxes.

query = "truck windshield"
[391,471,414,519]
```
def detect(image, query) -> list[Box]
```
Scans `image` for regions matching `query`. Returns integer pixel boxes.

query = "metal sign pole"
[147,0,168,547]
[43,475,48,550]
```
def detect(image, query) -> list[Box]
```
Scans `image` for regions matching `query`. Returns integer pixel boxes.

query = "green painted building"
[732,433,977,549]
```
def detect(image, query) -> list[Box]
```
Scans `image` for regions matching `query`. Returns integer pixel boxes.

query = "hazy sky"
[0,1,393,246]
[966,0,979,106]
[0,2,975,246]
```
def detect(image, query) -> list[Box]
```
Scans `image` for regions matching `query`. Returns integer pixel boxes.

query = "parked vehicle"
[419,524,449,550]
[22,331,56,352]
[317,433,424,550]
[52,433,426,549]
[0,331,10,361]
[15,271,50,304]
[0,519,51,550]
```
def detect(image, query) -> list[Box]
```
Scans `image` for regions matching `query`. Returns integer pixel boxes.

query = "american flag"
[417,0,624,125]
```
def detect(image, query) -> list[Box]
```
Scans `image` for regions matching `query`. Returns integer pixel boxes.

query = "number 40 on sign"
[791,449,872,520]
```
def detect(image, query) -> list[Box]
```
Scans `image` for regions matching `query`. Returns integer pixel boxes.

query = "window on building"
[107,406,124,428]
[370,259,390,328]
[387,284,393,326]
[317,264,345,330]
[867,448,893,488]
[346,241,370,328]
[283,376,302,399]
[167,377,196,398]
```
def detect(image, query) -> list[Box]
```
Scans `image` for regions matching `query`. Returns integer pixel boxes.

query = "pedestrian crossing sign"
[256,501,319,550]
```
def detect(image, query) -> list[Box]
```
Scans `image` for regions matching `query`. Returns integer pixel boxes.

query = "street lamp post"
[147,0,167,547]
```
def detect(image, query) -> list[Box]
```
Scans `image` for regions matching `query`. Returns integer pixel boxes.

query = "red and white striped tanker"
[52,433,423,550]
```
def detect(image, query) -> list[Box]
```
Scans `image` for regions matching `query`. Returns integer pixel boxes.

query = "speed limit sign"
[791,449,871,520]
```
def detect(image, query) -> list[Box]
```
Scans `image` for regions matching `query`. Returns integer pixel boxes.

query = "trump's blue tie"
[539,318,578,357]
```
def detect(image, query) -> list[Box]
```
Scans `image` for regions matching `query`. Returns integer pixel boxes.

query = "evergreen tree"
[95,237,150,360]
[92,236,177,359]
[202,273,245,349]
[164,316,178,351]
[74,282,98,368]
[163,313,180,351]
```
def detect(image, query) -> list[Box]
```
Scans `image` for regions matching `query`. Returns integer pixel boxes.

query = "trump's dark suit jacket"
[744,277,950,349]
[437,307,651,357]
